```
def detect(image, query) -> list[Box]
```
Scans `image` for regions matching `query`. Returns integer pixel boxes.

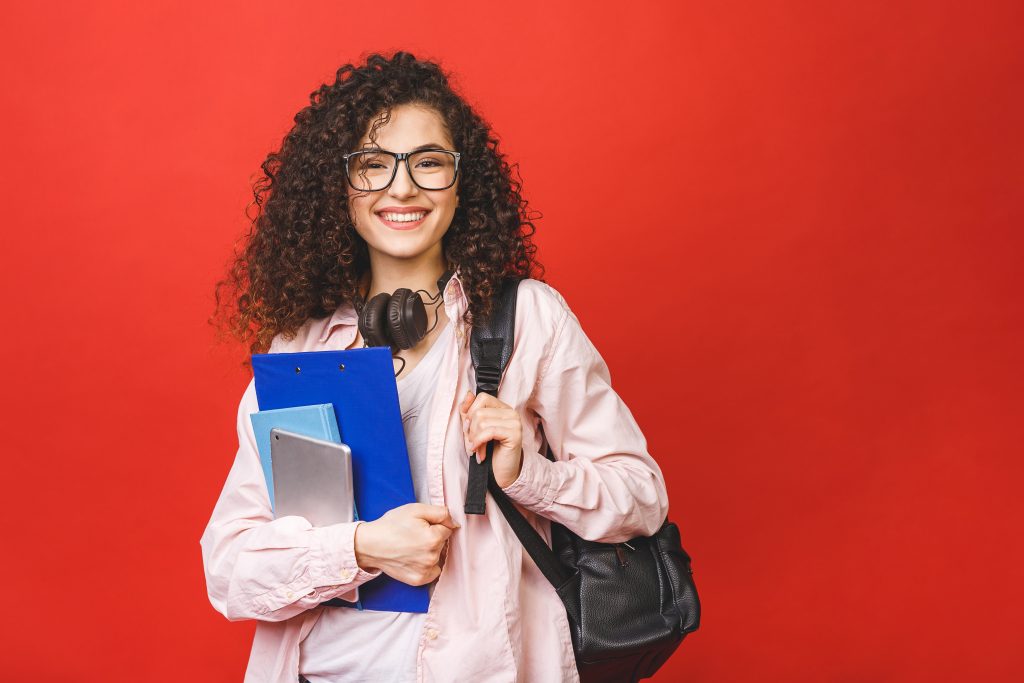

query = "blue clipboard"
[251,346,429,613]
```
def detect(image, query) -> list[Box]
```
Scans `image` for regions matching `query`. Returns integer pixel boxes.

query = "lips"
[376,209,431,230]
[376,207,431,215]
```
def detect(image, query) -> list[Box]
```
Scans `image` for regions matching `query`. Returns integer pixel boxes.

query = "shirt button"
[425,628,439,640]
[286,591,294,599]
[341,568,355,581]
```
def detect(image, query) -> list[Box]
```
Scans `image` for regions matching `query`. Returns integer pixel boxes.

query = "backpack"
[464,277,701,683]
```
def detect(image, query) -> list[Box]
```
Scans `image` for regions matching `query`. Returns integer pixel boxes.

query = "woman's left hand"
[459,390,524,489]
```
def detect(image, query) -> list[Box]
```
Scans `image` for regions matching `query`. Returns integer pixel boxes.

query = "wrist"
[353,521,381,572]
[497,449,525,489]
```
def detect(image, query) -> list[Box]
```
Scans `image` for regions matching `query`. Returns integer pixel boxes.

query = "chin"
[372,240,434,260]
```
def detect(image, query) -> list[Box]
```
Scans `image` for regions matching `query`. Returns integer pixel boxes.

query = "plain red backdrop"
[2,1,1021,680]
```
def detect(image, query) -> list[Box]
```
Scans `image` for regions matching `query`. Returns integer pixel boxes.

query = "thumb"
[414,504,459,530]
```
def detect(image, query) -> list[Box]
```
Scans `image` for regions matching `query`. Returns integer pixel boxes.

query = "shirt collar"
[317,266,466,344]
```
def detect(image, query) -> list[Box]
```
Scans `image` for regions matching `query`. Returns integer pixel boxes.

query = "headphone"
[353,268,454,374]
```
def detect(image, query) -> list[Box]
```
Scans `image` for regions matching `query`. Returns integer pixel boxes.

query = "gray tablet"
[270,428,354,527]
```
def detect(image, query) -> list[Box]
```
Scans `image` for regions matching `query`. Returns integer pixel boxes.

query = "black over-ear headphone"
[353,269,455,362]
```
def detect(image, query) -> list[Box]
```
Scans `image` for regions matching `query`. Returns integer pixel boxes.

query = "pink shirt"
[200,270,670,683]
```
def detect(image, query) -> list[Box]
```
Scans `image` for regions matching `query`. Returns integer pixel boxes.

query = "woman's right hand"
[353,503,459,586]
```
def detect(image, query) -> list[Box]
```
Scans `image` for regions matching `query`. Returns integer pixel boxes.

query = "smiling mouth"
[376,209,431,229]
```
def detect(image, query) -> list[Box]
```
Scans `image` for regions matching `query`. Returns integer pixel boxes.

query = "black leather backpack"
[463,277,701,683]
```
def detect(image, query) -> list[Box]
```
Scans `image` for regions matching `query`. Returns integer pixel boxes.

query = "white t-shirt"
[299,320,451,682]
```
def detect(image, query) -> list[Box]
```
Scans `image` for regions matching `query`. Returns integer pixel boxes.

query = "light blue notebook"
[248,403,342,513]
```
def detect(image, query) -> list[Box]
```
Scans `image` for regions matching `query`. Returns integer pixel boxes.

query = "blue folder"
[251,346,429,614]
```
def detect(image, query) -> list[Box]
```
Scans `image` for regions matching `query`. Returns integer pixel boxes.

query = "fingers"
[465,417,521,451]
[472,437,493,464]
[466,413,520,432]
[404,560,443,587]
[465,407,514,422]
[421,564,442,586]
[431,524,455,544]
[460,392,524,471]
[468,426,507,451]
[462,408,518,440]
[435,515,460,531]
[460,390,508,417]
[372,504,460,587]
[408,503,460,530]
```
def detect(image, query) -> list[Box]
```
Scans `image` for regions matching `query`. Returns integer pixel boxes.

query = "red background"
[2,1,1021,680]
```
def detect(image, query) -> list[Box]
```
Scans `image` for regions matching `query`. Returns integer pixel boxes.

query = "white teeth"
[380,211,427,222]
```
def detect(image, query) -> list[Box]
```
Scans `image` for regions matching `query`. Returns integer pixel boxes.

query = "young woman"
[201,51,670,683]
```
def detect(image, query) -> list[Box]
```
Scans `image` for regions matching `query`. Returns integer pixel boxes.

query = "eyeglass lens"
[348,151,457,191]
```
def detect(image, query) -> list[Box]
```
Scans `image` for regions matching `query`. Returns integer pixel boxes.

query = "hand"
[353,503,459,586]
[459,390,524,489]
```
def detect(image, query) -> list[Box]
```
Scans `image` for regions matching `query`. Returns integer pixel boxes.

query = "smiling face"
[346,104,460,273]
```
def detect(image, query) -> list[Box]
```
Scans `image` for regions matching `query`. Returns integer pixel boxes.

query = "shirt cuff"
[247,521,382,614]
[313,520,381,587]
[500,446,557,511]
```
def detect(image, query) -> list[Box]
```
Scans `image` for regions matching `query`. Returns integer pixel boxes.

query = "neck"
[360,247,450,303]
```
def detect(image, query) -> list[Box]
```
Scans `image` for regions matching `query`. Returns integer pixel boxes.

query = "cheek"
[431,196,458,228]
[347,196,374,229]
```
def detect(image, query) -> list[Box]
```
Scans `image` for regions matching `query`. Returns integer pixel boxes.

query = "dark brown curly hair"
[211,51,545,362]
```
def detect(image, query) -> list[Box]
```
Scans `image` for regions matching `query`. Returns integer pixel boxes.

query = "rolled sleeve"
[200,377,381,623]
[315,520,380,587]
[501,445,557,509]
[242,519,382,618]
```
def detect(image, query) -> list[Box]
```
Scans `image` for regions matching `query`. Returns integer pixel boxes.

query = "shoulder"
[515,277,601,365]
[514,278,572,329]
[510,278,577,365]
[267,316,329,354]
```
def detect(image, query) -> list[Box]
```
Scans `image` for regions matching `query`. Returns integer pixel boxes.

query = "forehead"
[358,104,453,149]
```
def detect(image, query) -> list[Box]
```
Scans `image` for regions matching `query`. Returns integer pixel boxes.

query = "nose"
[387,157,418,198]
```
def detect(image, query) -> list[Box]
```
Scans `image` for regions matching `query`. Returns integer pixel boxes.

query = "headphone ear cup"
[358,292,393,348]
[388,288,428,351]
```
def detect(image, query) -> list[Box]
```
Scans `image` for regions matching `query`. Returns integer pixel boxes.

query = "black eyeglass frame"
[341,148,462,192]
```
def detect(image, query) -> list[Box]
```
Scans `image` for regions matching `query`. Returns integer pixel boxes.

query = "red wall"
[2,1,1021,680]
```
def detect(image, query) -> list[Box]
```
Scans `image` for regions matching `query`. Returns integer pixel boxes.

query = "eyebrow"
[361,142,449,152]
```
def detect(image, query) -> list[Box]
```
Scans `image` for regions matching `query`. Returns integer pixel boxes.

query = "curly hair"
[211,50,545,363]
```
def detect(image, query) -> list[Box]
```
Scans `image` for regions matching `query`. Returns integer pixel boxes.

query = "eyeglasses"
[341,148,462,192]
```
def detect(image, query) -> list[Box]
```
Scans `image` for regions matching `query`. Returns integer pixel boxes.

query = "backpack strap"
[464,277,573,588]
[464,277,522,515]
[486,462,572,587]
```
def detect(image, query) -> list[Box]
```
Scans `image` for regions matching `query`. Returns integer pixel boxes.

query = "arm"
[199,378,381,622]
[504,294,670,543]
